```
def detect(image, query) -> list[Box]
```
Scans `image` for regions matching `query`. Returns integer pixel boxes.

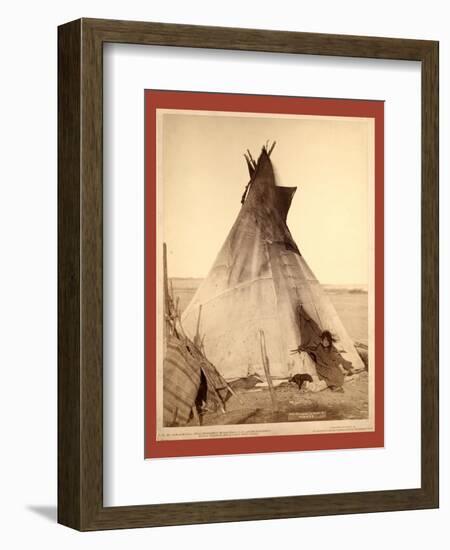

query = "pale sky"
[160,111,373,285]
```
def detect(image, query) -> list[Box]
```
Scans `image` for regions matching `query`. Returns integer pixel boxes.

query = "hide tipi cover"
[181,146,364,379]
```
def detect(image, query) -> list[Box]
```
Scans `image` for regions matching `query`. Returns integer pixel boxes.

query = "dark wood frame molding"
[58,18,439,531]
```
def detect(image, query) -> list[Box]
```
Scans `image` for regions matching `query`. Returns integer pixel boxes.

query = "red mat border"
[144,90,384,459]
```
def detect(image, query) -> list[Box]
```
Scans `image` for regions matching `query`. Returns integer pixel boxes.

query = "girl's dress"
[302,343,353,388]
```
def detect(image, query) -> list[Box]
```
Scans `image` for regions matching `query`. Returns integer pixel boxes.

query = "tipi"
[181,145,365,380]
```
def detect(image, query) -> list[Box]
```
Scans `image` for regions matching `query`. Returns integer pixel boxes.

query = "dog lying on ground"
[289,373,313,390]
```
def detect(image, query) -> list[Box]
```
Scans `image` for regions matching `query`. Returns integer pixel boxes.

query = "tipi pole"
[267,140,276,156]
[194,305,203,347]
[246,149,256,169]
[207,382,226,414]
[220,376,244,405]
[163,243,170,318]
[259,330,278,412]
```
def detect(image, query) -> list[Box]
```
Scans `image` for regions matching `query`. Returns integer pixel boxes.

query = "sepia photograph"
[145,91,383,458]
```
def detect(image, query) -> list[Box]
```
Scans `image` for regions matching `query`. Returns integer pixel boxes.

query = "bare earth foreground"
[171,278,369,425]
[199,372,369,426]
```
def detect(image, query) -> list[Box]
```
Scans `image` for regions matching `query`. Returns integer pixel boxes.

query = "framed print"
[58,18,439,530]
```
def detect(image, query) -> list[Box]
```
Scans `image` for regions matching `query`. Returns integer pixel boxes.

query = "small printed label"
[288,411,327,421]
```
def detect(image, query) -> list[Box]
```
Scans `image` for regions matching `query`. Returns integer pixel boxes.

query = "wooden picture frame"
[58,18,439,531]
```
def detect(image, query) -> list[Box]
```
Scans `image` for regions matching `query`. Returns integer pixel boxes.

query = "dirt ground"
[194,371,369,426]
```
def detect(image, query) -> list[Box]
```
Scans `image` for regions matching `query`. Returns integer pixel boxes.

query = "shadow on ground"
[27,505,57,523]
